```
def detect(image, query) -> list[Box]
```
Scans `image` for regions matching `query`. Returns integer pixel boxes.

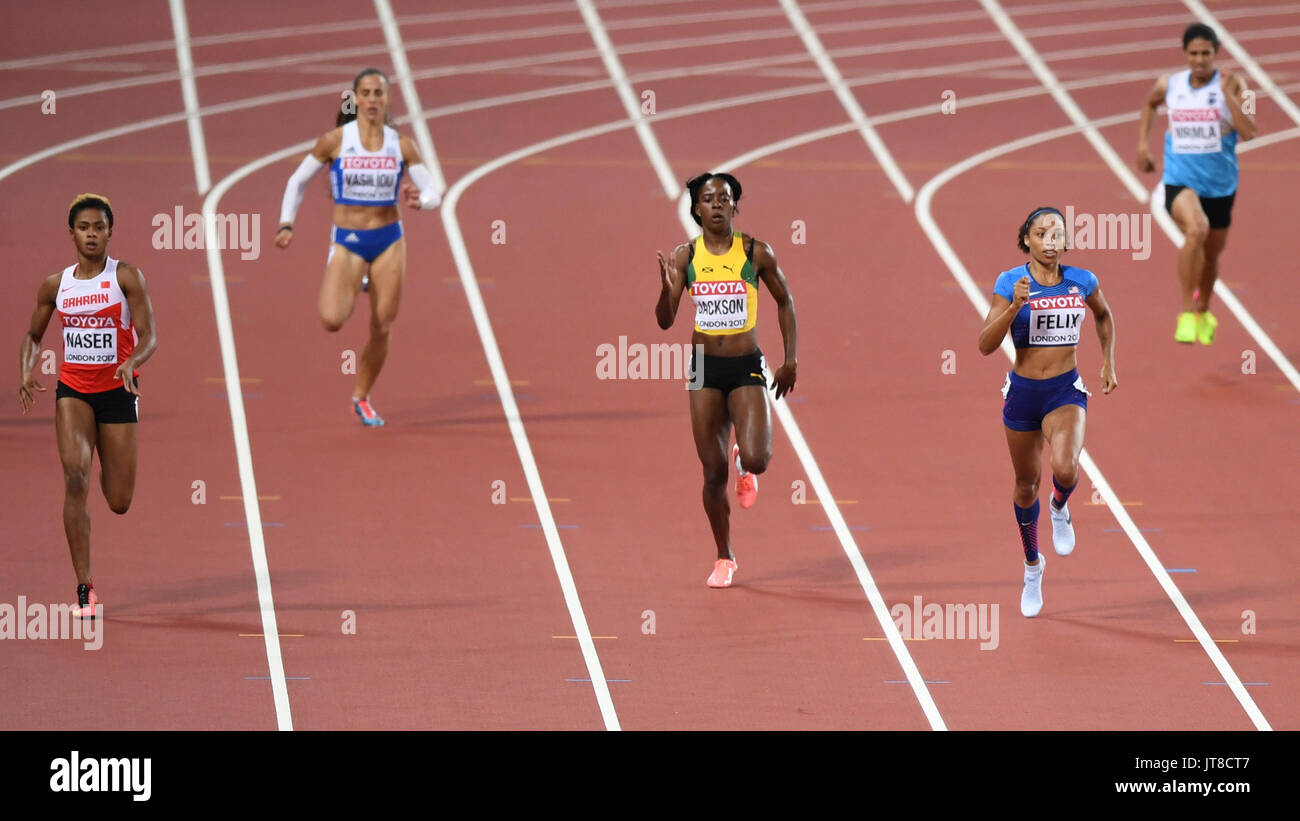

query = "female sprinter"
[1137,22,1255,345]
[655,172,797,588]
[18,194,158,618]
[979,207,1116,618]
[275,67,442,426]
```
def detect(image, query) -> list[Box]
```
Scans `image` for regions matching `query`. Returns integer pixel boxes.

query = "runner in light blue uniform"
[1137,23,1257,345]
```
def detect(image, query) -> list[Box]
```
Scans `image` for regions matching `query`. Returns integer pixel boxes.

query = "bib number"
[63,325,117,365]
[1171,109,1222,154]
[692,280,748,332]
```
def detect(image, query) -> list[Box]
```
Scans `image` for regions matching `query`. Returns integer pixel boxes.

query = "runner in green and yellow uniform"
[655,172,798,588]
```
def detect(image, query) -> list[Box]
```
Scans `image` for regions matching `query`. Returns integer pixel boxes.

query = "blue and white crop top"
[993,264,1098,348]
[330,120,404,207]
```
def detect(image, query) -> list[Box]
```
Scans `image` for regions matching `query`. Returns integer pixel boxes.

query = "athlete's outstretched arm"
[1087,287,1117,393]
[1136,74,1168,173]
[754,239,797,399]
[115,263,157,396]
[17,274,59,413]
[276,129,339,249]
[399,135,442,211]
[979,275,1029,355]
[655,243,690,329]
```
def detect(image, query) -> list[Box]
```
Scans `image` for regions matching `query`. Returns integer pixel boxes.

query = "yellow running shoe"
[1196,310,1218,345]
[1175,312,1197,343]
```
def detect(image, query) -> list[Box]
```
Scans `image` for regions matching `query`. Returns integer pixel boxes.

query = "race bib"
[340,156,400,202]
[1027,294,1085,346]
[692,280,748,332]
[63,317,118,365]
[1170,108,1222,154]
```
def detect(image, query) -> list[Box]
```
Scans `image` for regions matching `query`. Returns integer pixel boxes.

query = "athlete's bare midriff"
[1014,346,1078,380]
[332,202,400,231]
[692,327,759,357]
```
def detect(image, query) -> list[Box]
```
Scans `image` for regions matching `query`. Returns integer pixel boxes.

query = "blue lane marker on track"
[1165,568,1197,573]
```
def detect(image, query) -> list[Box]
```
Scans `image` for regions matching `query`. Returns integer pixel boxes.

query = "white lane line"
[980,0,1147,202]
[778,0,914,201]
[374,0,446,194]
[1182,0,1300,128]
[201,147,307,733]
[167,0,211,195]
[913,112,1274,732]
[578,0,944,730]
[441,134,625,732]
[175,0,285,726]
[575,0,678,199]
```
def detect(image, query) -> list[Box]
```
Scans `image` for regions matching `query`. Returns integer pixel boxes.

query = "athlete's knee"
[107,491,133,515]
[1013,476,1040,498]
[1050,458,1078,489]
[63,468,90,498]
[702,461,728,491]
[739,445,771,475]
[369,315,396,338]
[320,314,346,333]
[1184,217,1210,245]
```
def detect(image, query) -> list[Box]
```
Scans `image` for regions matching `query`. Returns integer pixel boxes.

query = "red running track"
[0,0,1295,730]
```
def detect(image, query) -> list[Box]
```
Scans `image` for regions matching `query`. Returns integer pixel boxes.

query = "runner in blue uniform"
[275,68,443,425]
[979,207,1117,618]
[1137,23,1256,345]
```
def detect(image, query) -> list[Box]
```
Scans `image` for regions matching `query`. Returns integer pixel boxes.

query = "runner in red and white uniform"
[18,194,158,618]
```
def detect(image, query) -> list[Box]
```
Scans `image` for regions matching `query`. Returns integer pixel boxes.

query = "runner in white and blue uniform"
[980,207,1118,619]
[1137,23,1256,346]
[275,68,444,426]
